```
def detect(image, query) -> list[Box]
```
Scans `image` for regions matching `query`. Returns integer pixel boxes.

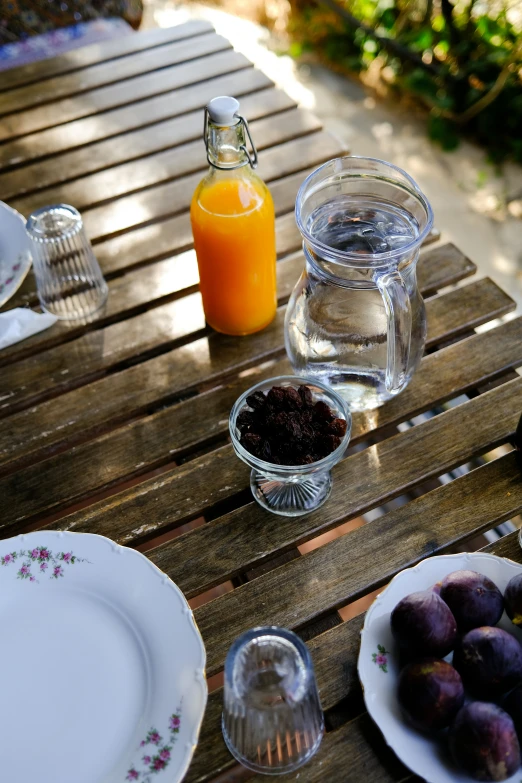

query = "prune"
[237,385,347,465]
[313,400,334,422]
[298,385,313,407]
[259,441,272,462]
[440,570,504,632]
[504,574,522,627]
[327,418,347,437]
[453,627,522,698]
[285,387,302,410]
[266,386,286,407]
[246,391,266,410]
[398,659,464,731]
[240,432,262,456]
[391,590,457,658]
[237,410,255,431]
[300,408,313,424]
[449,702,520,781]
[300,424,315,442]
[314,435,341,458]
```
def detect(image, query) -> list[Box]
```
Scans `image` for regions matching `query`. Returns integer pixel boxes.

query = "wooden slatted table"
[1,21,521,783]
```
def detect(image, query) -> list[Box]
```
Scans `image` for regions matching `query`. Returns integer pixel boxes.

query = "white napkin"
[0,308,57,350]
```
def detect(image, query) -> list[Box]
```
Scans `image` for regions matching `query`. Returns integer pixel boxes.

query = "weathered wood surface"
[0,39,240,141]
[8,374,517,580]
[0,25,223,115]
[2,23,521,783]
[0,84,294,202]
[0,55,262,168]
[9,104,320,217]
[0,21,214,91]
[0,249,497,415]
[0,273,511,475]
[1,289,519,532]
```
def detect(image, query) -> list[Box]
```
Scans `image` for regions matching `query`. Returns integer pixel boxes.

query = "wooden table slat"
[16,374,519,591]
[1,167,313,319]
[0,268,507,475]
[10,106,321,219]
[0,155,348,360]
[64,130,345,243]
[0,58,264,170]
[0,84,292,202]
[0,40,238,141]
[0,29,224,116]
[1,180,450,325]
[0,21,215,92]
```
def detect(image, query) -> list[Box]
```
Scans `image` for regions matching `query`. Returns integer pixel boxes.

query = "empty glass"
[222,626,324,775]
[26,204,108,320]
[285,156,433,411]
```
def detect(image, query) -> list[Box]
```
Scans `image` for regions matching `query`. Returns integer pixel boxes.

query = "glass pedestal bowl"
[229,376,352,517]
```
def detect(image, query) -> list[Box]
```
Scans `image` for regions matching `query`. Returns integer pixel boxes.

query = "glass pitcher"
[285,157,433,411]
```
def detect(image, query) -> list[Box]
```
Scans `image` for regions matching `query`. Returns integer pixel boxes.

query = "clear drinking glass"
[285,156,433,411]
[26,204,108,320]
[229,375,351,517]
[222,626,324,775]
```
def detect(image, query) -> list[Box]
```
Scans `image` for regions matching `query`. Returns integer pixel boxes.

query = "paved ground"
[143,1,522,310]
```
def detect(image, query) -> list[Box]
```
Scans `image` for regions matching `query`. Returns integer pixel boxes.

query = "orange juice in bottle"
[190,96,277,336]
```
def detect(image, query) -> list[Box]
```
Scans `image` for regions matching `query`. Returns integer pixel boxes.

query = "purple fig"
[453,626,522,698]
[449,702,520,781]
[440,570,504,632]
[391,590,457,659]
[398,658,464,731]
[504,574,522,627]
[504,683,522,742]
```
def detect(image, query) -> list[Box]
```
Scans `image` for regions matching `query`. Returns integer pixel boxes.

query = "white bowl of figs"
[358,553,522,783]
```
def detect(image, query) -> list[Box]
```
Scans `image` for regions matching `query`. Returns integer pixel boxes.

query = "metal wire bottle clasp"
[203,108,259,169]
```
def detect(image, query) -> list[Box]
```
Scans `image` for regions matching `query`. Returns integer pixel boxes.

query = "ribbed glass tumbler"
[26,204,108,320]
[222,627,324,775]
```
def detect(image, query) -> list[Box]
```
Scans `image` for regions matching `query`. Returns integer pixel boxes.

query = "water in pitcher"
[285,194,426,410]
[306,196,419,255]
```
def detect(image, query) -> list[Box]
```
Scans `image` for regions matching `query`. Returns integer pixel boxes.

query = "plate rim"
[0,200,32,308]
[357,551,522,783]
[0,528,208,783]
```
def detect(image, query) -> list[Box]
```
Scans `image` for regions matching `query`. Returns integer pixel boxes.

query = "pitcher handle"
[374,269,412,394]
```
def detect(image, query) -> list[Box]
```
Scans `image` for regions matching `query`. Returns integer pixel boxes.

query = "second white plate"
[358,552,522,783]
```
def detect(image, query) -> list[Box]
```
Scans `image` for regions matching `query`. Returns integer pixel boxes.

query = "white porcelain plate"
[0,531,207,783]
[358,552,522,783]
[0,201,32,308]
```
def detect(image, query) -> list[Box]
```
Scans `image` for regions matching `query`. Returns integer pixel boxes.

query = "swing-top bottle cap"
[206,96,240,126]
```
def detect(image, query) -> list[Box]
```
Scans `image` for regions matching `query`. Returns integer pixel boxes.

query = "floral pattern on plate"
[0,257,22,294]
[372,644,390,673]
[126,709,182,781]
[1,545,89,583]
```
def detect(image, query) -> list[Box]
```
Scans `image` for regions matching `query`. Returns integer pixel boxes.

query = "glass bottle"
[190,96,277,336]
